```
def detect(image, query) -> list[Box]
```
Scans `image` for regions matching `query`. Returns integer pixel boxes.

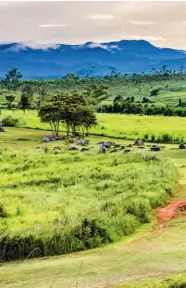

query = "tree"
[19,93,30,114]
[19,84,34,113]
[5,95,15,110]
[3,68,22,91]
[83,84,109,106]
[21,84,34,100]
[114,95,123,103]
[38,100,62,136]
[38,92,97,137]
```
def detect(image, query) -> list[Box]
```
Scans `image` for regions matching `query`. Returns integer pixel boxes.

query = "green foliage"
[3,68,22,91]
[83,84,109,106]
[0,143,177,261]
[5,95,15,110]
[1,115,25,127]
[39,92,97,136]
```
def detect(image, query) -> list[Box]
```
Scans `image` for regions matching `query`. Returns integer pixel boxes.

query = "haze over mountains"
[0,40,186,79]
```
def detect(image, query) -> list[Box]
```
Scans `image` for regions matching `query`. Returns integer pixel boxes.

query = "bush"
[1,116,25,127]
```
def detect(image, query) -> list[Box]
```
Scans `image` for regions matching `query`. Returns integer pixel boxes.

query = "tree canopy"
[39,92,97,137]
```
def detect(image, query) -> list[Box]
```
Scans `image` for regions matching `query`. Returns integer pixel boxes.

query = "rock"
[179,143,185,149]
[99,146,107,153]
[49,136,56,141]
[102,142,111,148]
[134,139,144,146]
[68,146,79,151]
[123,149,131,154]
[42,136,50,143]
[84,140,90,145]
[98,141,105,144]
[77,139,85,145]
[151,145,161,151]
[81,147,89,152]
[128,144,133,148]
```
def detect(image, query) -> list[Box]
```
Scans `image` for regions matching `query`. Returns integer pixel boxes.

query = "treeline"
[1,66,186,92]
[98,97,186,117]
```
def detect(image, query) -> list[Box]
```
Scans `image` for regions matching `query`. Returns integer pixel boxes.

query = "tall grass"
[0,144,177,261]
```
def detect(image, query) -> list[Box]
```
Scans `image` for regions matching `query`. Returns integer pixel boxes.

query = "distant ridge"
[0,40,185,78]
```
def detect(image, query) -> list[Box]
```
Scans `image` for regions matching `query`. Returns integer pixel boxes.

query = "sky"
[1,1,186,49]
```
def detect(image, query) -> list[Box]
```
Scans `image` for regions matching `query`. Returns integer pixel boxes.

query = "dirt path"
[155,199,186,228]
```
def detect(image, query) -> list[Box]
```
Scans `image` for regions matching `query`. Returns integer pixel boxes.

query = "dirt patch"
[155,199,186,228]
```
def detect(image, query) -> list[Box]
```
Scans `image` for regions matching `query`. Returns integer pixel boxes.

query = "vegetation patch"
[0,144,177,261]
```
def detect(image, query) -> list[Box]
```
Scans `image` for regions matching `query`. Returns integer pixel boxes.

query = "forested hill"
[0,40,186,78]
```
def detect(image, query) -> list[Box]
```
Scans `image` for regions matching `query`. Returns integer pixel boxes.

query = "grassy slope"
[1,77,186,107]
[0,128,186,287]
[0,128,177,262]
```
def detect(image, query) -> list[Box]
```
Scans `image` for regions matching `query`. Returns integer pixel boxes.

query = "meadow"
[0,126,178,261]
[2,109,186,143]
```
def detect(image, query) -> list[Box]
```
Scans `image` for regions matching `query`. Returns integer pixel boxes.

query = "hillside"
[0,40,186,78]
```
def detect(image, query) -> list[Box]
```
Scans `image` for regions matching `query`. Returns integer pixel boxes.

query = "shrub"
[1,116,25,127]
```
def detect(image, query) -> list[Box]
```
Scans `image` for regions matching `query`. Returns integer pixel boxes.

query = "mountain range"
[0,40,186,79]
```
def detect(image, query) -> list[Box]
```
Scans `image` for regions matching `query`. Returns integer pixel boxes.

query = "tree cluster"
[98,98,186,117]
[38,92,97,137]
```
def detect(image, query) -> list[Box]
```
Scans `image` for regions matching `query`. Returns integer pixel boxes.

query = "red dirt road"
[155,199,186,227]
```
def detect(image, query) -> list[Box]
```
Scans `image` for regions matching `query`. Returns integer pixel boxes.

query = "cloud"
[21,41,60,50]
[129,35,165,41]
[130,21,158,25]
[39,24,67,28]
[72,42,120,52]
[87,14,116,20]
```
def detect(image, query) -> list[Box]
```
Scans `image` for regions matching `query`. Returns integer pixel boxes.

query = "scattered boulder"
[134,139,144,146]
[84,140,90,145]
[179,143,185,149]
[102,142,111,148]
[128,144,133,148]
[68,146,79,151]
[151,145,161,151]
[49,136,56,141]
[77,139,85,145]
[81,147,89,152]
[99,146,107,153]
[98,141,105,144]
[42,136,50,143]
[123,149,131,154]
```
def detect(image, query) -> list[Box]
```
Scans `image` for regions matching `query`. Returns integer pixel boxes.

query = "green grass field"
[1,110,186,287]
[0,127,178,262]
[1,109,186,142]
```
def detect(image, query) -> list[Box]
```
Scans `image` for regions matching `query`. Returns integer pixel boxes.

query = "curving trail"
[155,199,186,228]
